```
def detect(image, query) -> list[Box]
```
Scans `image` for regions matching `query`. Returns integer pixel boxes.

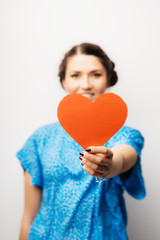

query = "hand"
[79,146,114,179]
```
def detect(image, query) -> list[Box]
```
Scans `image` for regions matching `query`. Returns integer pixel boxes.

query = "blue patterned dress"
[16,122,146,240]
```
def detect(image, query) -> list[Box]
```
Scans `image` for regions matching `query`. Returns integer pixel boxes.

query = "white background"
[1,0,160,239]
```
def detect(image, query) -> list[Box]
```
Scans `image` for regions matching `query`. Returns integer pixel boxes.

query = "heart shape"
[57,93,127,150]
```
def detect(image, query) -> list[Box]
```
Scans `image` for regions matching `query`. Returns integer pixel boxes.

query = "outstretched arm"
[79,145,137,179]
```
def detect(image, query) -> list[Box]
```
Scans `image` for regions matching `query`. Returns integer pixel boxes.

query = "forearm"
[20,172,42,240]
[19,215,32,240]
[79,145,138,180]
[108,145,138,178]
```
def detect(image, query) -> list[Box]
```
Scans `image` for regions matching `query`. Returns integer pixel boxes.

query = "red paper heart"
[57,93,127,149]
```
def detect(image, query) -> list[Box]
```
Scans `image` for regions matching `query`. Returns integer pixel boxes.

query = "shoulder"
[116,125,144,139]
[28,121,63,143]
[16,122,65,163]
[108,125,144,150]
[32,121,61,136]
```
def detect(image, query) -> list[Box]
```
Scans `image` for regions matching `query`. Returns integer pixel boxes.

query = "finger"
[82,163,103,177]
[85,146,113,158]
[81,153,108,165]
[81,158,105,173]
[82,163,111,178]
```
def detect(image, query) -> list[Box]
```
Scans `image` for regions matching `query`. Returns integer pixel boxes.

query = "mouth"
[80,93,95,100]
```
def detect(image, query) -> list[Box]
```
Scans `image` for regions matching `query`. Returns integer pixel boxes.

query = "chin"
[90,96,97,102]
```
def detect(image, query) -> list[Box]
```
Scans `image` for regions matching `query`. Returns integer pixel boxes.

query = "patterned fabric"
[16,122,146,240]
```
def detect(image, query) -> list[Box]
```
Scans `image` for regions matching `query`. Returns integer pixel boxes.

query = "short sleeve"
[16,131,43,187]
[112,127,146,200]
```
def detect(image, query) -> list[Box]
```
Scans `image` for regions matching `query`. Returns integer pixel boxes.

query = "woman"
[17,43,146,240]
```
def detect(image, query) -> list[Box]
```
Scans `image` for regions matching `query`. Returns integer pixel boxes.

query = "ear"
[106,74,111,88]
[61,79,66,89]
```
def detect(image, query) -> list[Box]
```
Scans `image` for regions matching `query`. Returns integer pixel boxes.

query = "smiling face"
[62,54,108,102]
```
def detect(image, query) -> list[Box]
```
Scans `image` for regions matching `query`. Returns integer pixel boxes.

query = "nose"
[81,75,92,90]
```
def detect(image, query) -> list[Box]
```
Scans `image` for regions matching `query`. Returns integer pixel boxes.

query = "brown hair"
[58,42,118,87]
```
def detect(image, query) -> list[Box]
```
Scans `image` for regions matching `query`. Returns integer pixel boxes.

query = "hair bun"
[110,69,118,86]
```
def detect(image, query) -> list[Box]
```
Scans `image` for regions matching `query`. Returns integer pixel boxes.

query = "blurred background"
[0,0,160,239]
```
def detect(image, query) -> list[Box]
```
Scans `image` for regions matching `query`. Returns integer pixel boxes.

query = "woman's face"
[62,54,108,102]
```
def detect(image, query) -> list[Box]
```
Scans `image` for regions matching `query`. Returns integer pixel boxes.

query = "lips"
[80,93,95,100]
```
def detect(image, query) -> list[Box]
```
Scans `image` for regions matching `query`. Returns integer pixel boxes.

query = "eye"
[92,73,101,77]
[71,74,79,78]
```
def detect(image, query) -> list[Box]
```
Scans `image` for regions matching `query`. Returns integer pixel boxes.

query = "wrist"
[108,149,125,178]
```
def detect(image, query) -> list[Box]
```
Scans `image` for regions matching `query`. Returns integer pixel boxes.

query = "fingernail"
[86,148,91,152]
[79,156,83,160]
[79,152,84,156]
[81,163,84,166]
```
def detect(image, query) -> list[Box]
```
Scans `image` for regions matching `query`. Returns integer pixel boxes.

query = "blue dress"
[16,122,146,240]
